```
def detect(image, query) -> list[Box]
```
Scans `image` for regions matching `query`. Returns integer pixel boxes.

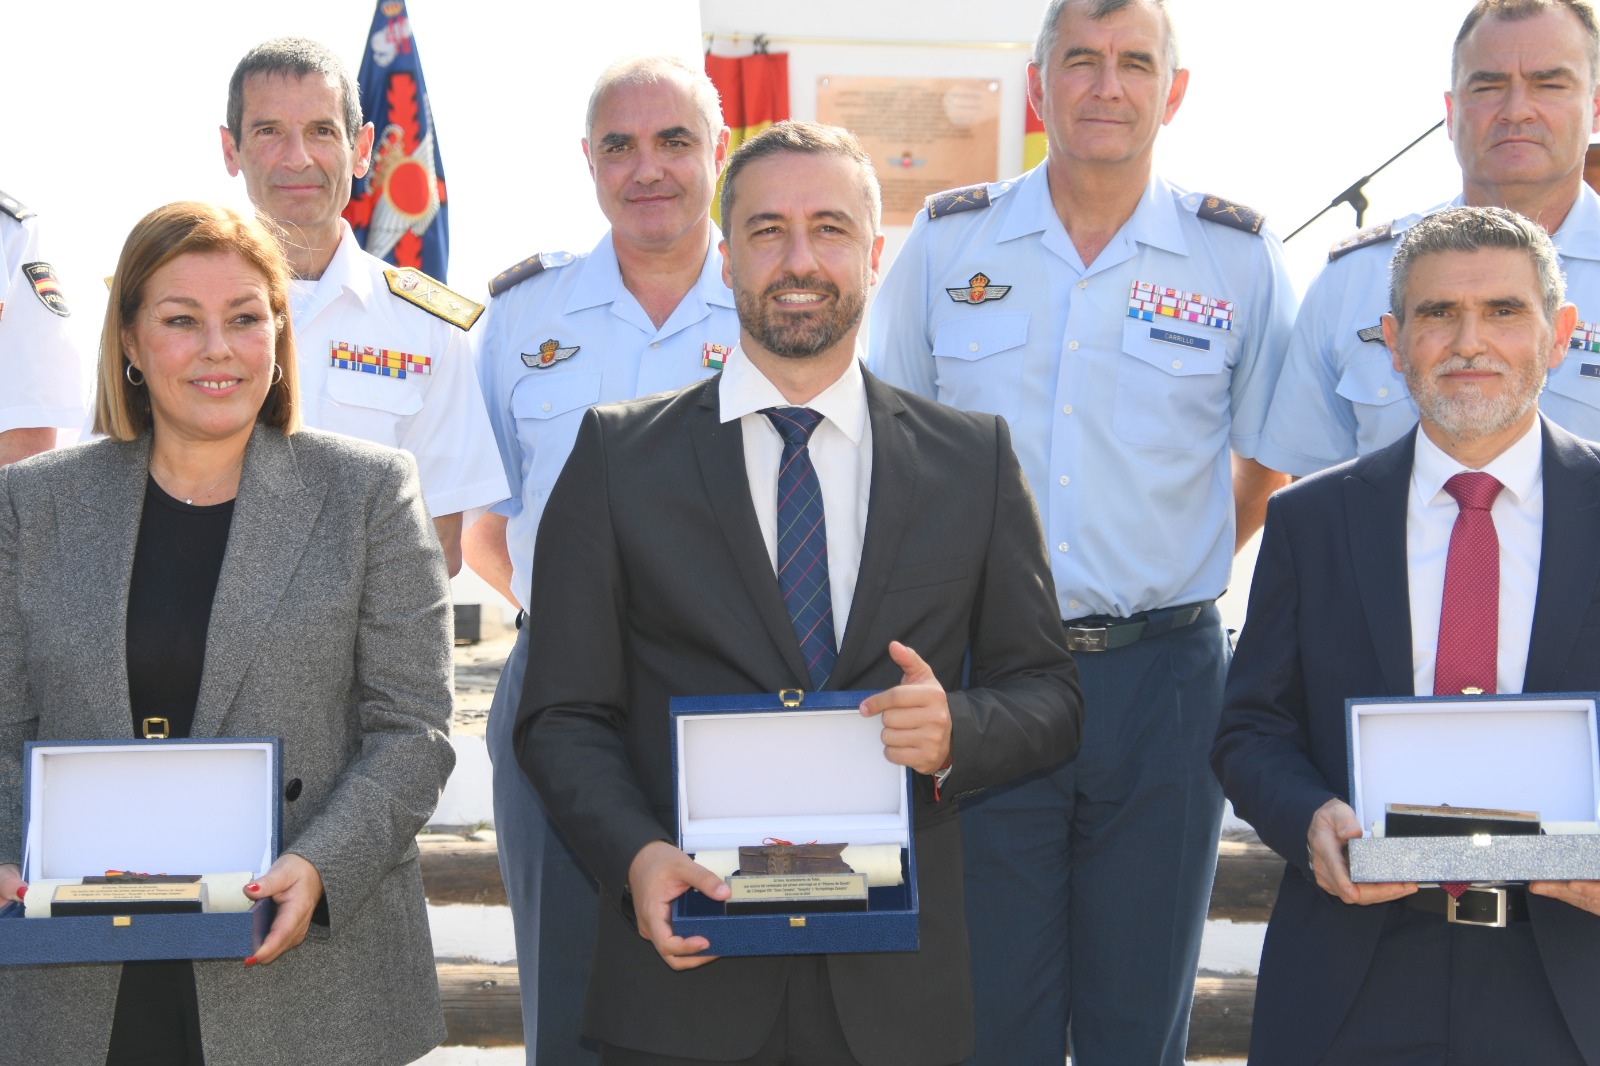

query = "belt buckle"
[1065,624,1109,653]
[1446,887,1508,928]
[140,717,170,740]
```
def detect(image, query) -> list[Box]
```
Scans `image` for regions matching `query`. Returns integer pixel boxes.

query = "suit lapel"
[830,373,915,688]
[1345,432,1417,696]
[1525,420,1600,690]
[191,425,327,737]
[54,436,152,737]
[688,380,814,687]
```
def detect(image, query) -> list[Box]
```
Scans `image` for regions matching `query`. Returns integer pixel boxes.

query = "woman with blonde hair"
[0,201,456,1065]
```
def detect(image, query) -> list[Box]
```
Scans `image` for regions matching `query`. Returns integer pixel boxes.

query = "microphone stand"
[1285,120,1445,242]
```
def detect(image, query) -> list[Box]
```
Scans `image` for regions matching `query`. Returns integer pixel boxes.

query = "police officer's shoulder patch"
[488,251,575,298]
[24,263,69,317]
[926,183,992,221]
[0,190,35,222]
[1328,222,1395,262]
[384,267,484,331]
[1196,195,1266,236]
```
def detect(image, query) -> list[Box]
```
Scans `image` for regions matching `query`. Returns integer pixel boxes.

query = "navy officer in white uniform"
[221,37,506,573]
[465,54,739,1065]
[868,1,1294,1062]
[1259,0,1600,476]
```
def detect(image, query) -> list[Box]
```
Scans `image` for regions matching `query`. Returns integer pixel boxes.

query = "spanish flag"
[706,52,790,224]
[1023,96,1047,172]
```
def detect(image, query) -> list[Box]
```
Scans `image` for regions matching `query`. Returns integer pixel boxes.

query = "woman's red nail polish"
[244,883,259,893]
[244,956,258,966]
[14,885,25,900]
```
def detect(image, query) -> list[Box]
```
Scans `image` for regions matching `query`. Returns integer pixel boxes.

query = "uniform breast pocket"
[932,313,1029,423]
[1334,357,1410,412]
[511,370,602,473]
[1540,355,1600,438]
[322,372,426,447]
[1112,318,1230,450]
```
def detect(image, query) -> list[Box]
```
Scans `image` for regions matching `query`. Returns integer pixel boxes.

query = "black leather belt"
[1404,886,1529,928]
[1062,600,1213,653]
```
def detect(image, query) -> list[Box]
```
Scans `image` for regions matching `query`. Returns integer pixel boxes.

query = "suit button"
[284,778,303,802]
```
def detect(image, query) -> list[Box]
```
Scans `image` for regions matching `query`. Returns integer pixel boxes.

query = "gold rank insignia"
[523,339,579,369]
[947,272,1011,305]
[1328,222,1395,262]
[1196,195,1266,236]
[926,183,992,220]
[384,267,484,331]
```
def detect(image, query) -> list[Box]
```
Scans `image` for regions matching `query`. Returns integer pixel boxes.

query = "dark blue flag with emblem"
[342,0,450,279]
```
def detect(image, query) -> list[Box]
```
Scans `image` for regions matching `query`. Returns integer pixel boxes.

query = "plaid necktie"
[763,407,836,690]
[1434,471,1504,697]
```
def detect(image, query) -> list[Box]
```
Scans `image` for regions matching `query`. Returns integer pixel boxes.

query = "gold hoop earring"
[125,363,145,387]
[270,362,284,386]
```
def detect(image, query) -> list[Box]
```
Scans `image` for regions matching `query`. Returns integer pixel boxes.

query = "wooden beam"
[420,833,507,906]
[439,962,522,1047]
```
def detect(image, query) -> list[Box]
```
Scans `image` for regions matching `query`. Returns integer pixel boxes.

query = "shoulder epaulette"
[0,190,36,222]
[1196,194,1266,236]
[383,267,484,331]
[488,250,576,298]
[1328,221,1395,262]
[926,183,991,221]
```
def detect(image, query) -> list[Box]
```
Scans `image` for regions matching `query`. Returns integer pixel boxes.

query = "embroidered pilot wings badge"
[947,272,1010,305]
[523,339,579,369]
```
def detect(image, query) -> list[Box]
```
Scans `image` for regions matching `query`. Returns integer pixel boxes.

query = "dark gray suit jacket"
[1213,418,1600,1065]
[517,370,1082,1064]
[0,425,456,1066]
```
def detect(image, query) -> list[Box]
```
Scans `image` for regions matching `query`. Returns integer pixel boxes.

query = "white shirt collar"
[717,346,869,446]
[299,221,371,304]
[1413,416,1543,508]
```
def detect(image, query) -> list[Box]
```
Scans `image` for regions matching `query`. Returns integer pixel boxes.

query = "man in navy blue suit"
[1215,205,1600,1065]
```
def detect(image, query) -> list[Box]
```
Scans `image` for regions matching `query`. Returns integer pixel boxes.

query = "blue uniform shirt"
[1258,186,1600,476]
[869,166,1295,618]
[478,229,739,611]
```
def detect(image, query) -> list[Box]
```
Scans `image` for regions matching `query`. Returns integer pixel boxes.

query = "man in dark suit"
[1214,204,1600,1065]
[515,121,1083,1065]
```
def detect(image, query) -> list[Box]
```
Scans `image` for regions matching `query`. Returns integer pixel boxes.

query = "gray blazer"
[0,425,456,1066]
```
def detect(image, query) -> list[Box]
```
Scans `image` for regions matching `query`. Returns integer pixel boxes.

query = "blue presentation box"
[1345,693,1600,883]
[0,738,281,964]
[669,690,918,957]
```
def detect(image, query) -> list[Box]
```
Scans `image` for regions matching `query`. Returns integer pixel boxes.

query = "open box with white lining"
[1345,694,1600,883]
[669,690,918,956]
[0,738,279,964]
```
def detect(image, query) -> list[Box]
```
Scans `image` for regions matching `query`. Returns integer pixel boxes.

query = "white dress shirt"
[1407,419,1544,695]
[718,348,873,647]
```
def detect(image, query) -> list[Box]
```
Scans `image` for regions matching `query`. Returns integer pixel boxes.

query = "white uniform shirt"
[0,206,83,435]
[1406,419,1543,696]
[719,348,873,644]
[289,222,507,517]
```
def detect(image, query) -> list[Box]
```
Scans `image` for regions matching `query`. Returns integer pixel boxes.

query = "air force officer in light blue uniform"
[868,1,1294,1062]
[466,55,740,1066]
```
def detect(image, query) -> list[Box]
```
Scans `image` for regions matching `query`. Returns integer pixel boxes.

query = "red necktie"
[1433,472,1504,697]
